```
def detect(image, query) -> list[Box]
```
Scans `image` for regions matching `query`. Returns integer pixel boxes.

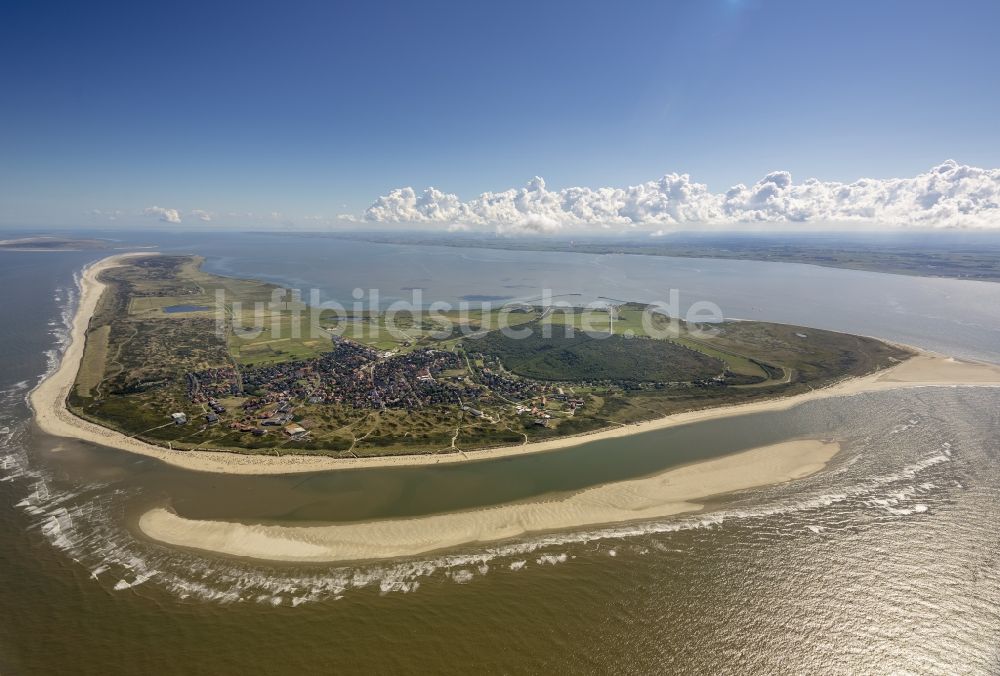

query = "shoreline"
[30,253,1000,477]
[138,439,840,563]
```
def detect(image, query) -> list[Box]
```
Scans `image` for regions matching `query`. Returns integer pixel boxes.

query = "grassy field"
[70,255,913,457]
[74,324,110,398]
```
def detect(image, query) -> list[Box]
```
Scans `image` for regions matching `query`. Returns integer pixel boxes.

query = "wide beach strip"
[138,439,839,562]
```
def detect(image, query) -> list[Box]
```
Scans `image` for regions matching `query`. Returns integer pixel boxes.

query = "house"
[170,412,187,425]
[284,423,307,437]
[204,413,219,424]
[262,413,292,426]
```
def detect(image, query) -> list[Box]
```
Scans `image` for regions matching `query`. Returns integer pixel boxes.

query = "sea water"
[1,238,999,673]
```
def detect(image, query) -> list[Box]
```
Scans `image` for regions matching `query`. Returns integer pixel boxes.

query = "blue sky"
[2,0,999,229]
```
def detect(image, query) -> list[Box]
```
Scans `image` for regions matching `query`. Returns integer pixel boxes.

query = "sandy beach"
[139,439,839,562]
[30,253,1000,477]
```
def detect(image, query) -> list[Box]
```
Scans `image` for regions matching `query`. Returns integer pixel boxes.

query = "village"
[180,336,584,441]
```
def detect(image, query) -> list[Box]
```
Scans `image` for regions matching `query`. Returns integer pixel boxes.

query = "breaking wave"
[0,401,966,607]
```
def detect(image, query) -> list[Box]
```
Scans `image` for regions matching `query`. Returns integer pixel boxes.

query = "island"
[55,254,916,463]
[30,252,1000,478]
[0,235,112,251]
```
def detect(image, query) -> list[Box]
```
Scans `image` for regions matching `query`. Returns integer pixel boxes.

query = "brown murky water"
[1,245,999,674]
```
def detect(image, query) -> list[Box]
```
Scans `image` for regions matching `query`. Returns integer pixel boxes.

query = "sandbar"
[138,439,839,562]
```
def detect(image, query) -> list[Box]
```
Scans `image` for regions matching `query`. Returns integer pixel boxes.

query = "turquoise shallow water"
[1,239,999,674]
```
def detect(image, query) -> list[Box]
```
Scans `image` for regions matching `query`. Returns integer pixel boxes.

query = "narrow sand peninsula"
[139,439,839,562]
[31,253,1000,476]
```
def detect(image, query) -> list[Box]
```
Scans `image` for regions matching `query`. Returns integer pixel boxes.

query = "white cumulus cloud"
[496,213,563,236]
[143,206,182,224]
[190,209,212,222]
[361,160,1000,231]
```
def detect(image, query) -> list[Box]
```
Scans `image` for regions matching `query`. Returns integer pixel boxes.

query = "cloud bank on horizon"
[361,160,1000,234]
[143,206,182,224]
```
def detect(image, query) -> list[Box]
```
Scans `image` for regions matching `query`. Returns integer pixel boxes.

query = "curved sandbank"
[30,253,1000,476]
[139,439,839,562]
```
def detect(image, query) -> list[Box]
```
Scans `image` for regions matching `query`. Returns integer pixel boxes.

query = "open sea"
[1,233,999,674]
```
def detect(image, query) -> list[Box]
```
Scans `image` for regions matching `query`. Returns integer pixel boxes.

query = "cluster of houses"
[222,399,309,439]
[172,397,229,427]
[187,367,240,402]
[511,390,588,427]
[175,336,599,442]
[172,396,310,439]
[475,364,546,401]
[179,338,496,439]
[189,339,476,412]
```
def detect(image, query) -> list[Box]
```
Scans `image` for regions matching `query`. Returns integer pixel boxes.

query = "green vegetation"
[70,255,913,458]
[469,323,723,382]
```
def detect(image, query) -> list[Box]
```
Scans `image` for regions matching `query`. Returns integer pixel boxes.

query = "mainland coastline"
[30,254,1000,478]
